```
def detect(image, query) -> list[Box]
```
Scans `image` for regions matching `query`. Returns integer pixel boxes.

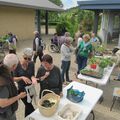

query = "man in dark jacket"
[33,31,43,63]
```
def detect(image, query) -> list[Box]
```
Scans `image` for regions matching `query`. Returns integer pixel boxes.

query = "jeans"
[76,55,87,74]
[61,60,71,82]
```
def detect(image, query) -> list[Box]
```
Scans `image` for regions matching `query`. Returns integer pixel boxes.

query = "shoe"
[114,78,120,81]
[67,80,72,82]
[75,73,78,79]
[63,82,67,85]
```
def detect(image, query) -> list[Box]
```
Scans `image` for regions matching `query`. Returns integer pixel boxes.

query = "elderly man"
[3,54,32,84]
[0,54,26,120]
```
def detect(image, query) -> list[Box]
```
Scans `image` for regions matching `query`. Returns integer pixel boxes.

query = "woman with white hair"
[14,48,38,117]
[60,37,73,84]
[76,34,93,74]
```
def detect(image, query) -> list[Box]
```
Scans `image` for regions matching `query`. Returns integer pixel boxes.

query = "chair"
[110,87,120,111]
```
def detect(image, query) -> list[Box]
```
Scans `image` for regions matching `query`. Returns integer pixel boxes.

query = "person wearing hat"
[14,48,38,117]
[33,31,43,63]
[0,54,26,120]
[60,37,73,84]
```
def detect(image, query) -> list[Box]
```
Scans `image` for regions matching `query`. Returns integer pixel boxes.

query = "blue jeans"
[77,55,87,74]
[61,61,71,82]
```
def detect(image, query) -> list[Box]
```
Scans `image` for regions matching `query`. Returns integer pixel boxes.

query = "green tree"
[49,0,63,6]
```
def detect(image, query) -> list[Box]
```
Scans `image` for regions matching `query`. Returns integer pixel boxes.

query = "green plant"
[94,44,106,53]
[0,35,9,42]
[99,58,108,68]
[89,57,98,65]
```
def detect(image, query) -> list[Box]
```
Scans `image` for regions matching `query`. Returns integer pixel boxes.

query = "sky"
[61,0,78,9]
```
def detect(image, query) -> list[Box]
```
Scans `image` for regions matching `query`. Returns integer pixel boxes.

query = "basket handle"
[41,89,55,98]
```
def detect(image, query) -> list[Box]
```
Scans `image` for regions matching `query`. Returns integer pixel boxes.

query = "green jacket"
[78,41,92,58]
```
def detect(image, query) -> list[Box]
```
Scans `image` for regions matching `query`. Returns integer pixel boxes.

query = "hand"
[18,92,26,99]
[31,77,39,85]
[21,76,32,84]
[60,92,63,98]
[33,51,37,55]
[45,71,50,78]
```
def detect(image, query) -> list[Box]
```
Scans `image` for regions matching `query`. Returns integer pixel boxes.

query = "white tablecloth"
[25,81,103,120]
[78,64,115,85]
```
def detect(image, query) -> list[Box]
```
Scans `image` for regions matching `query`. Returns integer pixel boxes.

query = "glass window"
[113,15,120,29]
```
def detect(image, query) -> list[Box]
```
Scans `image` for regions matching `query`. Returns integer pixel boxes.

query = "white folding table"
[78,64,115,86]
[25,81,103,120]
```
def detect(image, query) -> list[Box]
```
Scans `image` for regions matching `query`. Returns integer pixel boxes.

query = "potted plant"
[89,57,98,69]
[98,58,108,74]
[94,44,106,56]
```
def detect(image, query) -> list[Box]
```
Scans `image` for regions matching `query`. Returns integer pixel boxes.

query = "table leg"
[95,84,98,88]
[91,110,95,120]
[109,78,111,83]
[99,96,104,104]
[85,81,88,84]
[110,96,117,111]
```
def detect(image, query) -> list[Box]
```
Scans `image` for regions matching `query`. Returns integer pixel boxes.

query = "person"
[36,54,63,98]
[112,47,120,81]
[90,32,99,43]
[0,54,26,120]
[14,48,38,117]
[60,37,73,84]
[59,32,70,46]
[33,31,43,63]
[74,25,84,46]
[77,33,83,47]
[51,33,59,46]
[76,34,93,74]
[8,32,17,54]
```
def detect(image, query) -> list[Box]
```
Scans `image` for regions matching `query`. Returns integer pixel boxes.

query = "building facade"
[0,6,35,40]
[0,0,63,40]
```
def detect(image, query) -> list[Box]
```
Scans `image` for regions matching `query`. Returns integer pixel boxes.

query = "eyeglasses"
[24,57,31,61]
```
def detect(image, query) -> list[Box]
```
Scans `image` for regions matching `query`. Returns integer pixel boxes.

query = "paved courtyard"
[16,34,120,120]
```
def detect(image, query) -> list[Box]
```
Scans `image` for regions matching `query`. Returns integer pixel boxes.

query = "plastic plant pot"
[90,64,97,69]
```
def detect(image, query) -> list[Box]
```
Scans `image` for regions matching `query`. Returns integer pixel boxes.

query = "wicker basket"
[38,89,60,117]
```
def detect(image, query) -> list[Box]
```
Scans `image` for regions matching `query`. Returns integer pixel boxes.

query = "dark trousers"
[61,60,71,82]
[9,49,16,54]
[33,52,43,63]
[76,55,87,74]
[21,96,35,117]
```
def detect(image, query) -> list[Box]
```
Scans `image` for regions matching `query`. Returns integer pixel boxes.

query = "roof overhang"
[77,0,120,10]
[0,0,64,11]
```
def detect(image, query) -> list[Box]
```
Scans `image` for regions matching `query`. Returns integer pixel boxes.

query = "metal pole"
[93,11,99,34]
[45,10,48,34]
[36,10,41,34]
